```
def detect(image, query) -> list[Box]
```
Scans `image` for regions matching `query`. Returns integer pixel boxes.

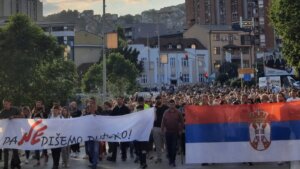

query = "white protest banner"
[0,108,154,150]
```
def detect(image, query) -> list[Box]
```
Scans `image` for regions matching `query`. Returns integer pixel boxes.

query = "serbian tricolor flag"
[185,101,300,163]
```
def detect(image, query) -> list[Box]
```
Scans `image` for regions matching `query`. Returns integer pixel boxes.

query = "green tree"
[113,26,143,73]
[83,53,139,96]
[270,0,300,71]
[0,14,78,106]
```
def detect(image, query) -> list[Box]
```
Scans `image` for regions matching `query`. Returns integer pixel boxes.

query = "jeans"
[51,148,61,168]
[134,141,148,165]
[87,140,99,168]
[3,149,20,169]
[25,150,30,159]
[85,141,89,155]
[165,132,178,164]
[110,142,128,160]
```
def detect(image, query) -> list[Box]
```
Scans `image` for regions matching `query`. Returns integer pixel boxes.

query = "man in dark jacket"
[0,98,22,169]
[69,101,82,158]
[153,96,168,163]
[161,99,184,167]
[107,97,130,162]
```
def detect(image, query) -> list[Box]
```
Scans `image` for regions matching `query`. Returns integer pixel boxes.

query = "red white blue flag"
[185,101,300,163]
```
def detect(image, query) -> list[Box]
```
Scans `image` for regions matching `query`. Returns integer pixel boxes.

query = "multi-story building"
[184,24,255,74]
[131,37,209,87]
[74,31,103,67]
[124,23,168,42]
[37,21,76,60]
[0,0,43,21]
[185,0,274,51]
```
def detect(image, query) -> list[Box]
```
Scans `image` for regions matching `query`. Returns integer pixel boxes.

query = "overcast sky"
[42,0,185,16]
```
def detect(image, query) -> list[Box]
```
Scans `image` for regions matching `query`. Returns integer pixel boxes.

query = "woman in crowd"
[21,106,32,164]
[61,107,70,168]
[50,105,62,169]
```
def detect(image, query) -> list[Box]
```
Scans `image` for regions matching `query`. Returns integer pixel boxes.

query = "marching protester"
[101,101,113,159]
[287,89,300,102]
[0,98,22,169]
[107,96,131,162]
[50,105,62,169]
[31,100,48,166]
[69,101,82,158]
[152,96,168,163]
[0,84,300,169]
[86,97,102,169]
[134,96,149,169]
[161,99,184,167]
[21,106,32,165]
[61,107,71,168]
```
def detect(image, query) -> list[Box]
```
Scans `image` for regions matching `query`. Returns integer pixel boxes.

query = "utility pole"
[102,0,107,101]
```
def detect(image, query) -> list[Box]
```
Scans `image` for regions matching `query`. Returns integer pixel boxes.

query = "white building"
[130,37,209,88]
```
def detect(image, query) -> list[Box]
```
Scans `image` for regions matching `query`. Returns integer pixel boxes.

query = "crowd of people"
[0,84,300,169]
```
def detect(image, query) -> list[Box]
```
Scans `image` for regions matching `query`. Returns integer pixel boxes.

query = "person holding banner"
[161,99,184,167]
[107,96,131,162]
[50,105,62,169]
[31,100,48,166]
[21,106,32,165]
[153,96,168,164]
[0,98,22,169]
[61,107,71,168]
[86,97,101,169]
[134,96,149,169]
[69,101,82,158]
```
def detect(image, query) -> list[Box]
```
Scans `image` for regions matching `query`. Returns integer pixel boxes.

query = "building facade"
[0,0,43,21]
[130,37,209,87]
[38,22,75,60]
[184,24,255,74]
[185,0,274,50]
[74,31,103,67]
[124,23,168,42]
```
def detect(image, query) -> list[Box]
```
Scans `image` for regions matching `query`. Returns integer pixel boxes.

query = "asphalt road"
[0,149,291,169]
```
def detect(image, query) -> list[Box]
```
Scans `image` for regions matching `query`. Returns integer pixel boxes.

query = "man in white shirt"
[287,89,300,102]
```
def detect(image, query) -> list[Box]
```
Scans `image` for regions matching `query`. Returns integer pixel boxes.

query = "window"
[213,47,221,55]
[243,60,250,68]
[259,17,265,25]
[142,57,147,62]
[204,0,211,24]
[183,74,190,83]
[160,75,165,82]
[182,58,189,67]
[168,44,172,49]
[170,58,176,67]
[219,0,226,24]
[177,44,182,49]
[241,35,252,45]
[213,34,220,41]
[199,74,206,82]
[231,0,238,21]
[242,48,250,54]
[141,74,147,84]
[214,60,221,69]
[52,26,64,31]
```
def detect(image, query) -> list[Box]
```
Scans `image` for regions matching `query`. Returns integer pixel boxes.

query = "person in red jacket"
[161,99,184,167]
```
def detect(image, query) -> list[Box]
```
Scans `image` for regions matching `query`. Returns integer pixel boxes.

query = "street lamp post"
[102,0,107,101]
